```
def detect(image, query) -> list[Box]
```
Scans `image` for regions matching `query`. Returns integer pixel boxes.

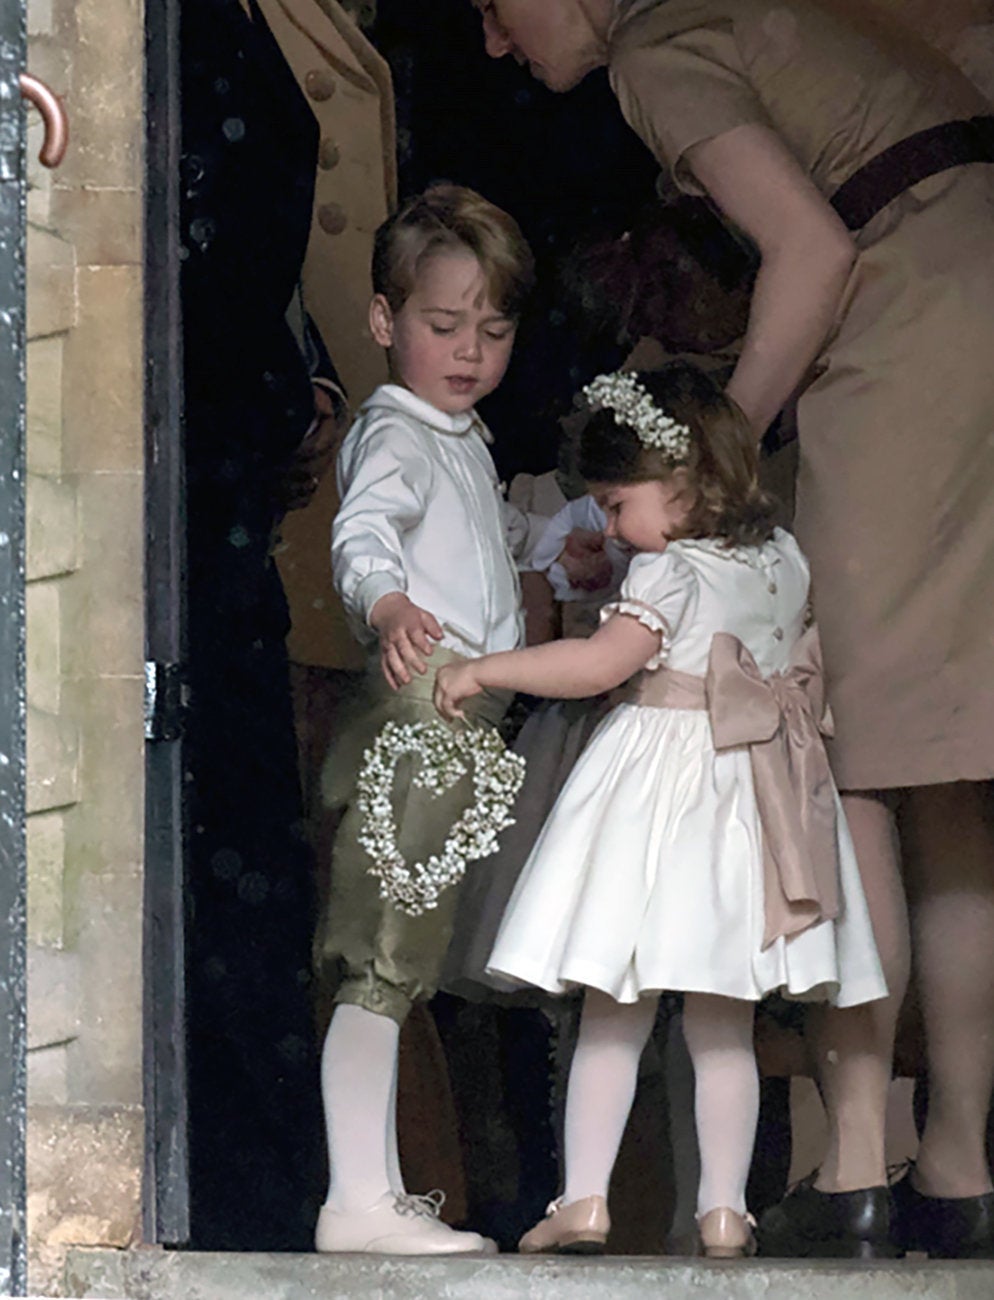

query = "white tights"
[562,988,757,1217]
[320,1003,407,1211]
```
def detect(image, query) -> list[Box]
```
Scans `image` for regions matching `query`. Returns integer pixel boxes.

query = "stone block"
[61,674,144,879]
[28,809,67,948]
[62,266,143,474]
[60,471,142,677]
[28,1104,142,1299]
[27,224,76,341]
[28,0,55,37]
[50,186,141,268]
[29,1041,70,1108]
[27,579,62,714]
[27,945,81,1050]
[65,469,142,672]
[65,869,143,1107]
[61,1249,994,1300]
[53,0,142,192]
[27,335,66,476]
[27,472,79,581]
[27,703,80,815]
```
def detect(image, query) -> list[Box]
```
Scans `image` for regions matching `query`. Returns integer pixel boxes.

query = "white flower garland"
[356,719,526,917]
[583,371,692,462]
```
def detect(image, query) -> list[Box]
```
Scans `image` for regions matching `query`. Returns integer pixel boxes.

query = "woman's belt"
[830,116,994,231]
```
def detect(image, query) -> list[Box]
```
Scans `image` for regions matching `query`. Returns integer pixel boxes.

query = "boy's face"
[370,250,517,415]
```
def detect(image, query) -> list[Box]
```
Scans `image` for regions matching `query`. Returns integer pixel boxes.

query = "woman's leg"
[682,993,758,1216]
[810,791,910,1192]
[562,989,658,1203]
[901,781,994,1197]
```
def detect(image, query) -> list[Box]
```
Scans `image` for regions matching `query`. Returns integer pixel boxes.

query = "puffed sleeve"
[331,416,433,634]
[609,17,770,196]
[600,549,698,669]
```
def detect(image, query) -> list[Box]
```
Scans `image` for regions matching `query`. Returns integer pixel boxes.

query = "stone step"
[66,1248,994,1300]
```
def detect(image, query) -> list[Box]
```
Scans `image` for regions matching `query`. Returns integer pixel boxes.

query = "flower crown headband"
[582,371,692,463]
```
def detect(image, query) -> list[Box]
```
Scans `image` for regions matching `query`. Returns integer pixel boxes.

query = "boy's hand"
[434,660,484,723]
[369,592,443,691]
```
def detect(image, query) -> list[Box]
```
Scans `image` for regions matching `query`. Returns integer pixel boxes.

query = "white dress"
[487,529,887,1009]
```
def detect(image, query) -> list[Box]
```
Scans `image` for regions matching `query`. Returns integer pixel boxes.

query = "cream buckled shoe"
[315,1190,497,1255]
[518,1195,610,1254]
[697,1206,757,1259]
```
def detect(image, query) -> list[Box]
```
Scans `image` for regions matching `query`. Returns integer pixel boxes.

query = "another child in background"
[435,363,887,1258]
[313,184,534,1256]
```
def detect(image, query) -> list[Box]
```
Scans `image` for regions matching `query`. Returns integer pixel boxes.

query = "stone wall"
[24,0,146,1292]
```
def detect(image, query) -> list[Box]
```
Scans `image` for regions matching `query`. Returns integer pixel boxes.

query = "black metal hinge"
[144,661,187,742]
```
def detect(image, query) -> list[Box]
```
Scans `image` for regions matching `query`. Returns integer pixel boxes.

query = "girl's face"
[370,249,517,415]
[592,474,693,552]
[471,0,607,92]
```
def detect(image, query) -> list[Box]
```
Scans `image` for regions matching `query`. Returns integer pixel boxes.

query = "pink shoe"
[697,1206,757,1259]
[518,1196,610,1254]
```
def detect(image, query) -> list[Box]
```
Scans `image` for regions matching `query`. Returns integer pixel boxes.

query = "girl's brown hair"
[372,183,535,318]
[577,362,779,548]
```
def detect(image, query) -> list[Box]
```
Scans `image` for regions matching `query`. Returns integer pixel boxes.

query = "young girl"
[434,362,887,1258]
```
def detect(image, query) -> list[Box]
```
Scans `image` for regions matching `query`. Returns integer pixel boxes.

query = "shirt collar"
[361,383,489,439]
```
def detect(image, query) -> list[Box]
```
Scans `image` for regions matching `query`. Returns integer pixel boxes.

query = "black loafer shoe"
[758,1174,897,1259]
[892,1168,994,1259]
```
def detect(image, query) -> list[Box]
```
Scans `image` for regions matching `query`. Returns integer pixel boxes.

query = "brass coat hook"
[19,73,68,168]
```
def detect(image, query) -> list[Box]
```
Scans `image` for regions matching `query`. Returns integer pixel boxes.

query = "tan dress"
[609,0,994,790]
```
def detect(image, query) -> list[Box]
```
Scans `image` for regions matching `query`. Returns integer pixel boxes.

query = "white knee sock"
[562,990,658,1204]
[321,1003,399,1211]
[386,1045,406,1196]
[682,993,758,1217]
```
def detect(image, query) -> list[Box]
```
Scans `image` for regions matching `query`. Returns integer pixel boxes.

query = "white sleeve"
[600,549,698,669]
[531,496,605,574]
[502,499,548,568]
[331,417,433,630]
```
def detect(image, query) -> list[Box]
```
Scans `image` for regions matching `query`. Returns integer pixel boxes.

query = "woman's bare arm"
[685,123,856,436]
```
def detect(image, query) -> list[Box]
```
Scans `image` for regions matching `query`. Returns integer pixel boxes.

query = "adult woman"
[470,0,994,1259]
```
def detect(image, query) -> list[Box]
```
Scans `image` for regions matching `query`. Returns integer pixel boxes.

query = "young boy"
[314,184,535,1254]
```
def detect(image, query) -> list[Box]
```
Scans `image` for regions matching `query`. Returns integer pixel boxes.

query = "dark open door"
[143,0,190,1246]
[0,2,29,1293]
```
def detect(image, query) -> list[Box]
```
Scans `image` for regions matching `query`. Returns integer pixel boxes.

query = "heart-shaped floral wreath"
[356,719,526,916]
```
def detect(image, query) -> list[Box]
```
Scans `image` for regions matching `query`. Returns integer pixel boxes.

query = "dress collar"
[360,383,490,440]
[674,531,784,571]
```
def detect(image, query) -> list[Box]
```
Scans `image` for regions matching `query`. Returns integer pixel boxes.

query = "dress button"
[768,581,778,595]
[319,138,341,170]
[305,69,337,101]
[318,202,348,235]
[773,627,784,641]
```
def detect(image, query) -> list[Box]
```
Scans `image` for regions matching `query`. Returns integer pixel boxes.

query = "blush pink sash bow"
[634,626,839,948]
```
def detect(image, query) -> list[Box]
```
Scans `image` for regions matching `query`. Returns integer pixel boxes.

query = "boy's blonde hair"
[372,183,535,318]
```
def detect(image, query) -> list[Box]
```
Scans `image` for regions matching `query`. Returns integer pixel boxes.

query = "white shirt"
[332,384,525,657]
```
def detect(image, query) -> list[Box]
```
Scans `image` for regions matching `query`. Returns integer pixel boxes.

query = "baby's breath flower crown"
[356,719,526,916]
[582,371,693,462]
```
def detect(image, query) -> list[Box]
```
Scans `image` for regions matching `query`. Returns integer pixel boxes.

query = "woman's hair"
[372,183,535,318]
[577,362,779,548]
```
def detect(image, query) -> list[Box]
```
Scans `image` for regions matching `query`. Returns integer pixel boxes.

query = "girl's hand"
[369,591,444,691]
[434,660,484,722]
